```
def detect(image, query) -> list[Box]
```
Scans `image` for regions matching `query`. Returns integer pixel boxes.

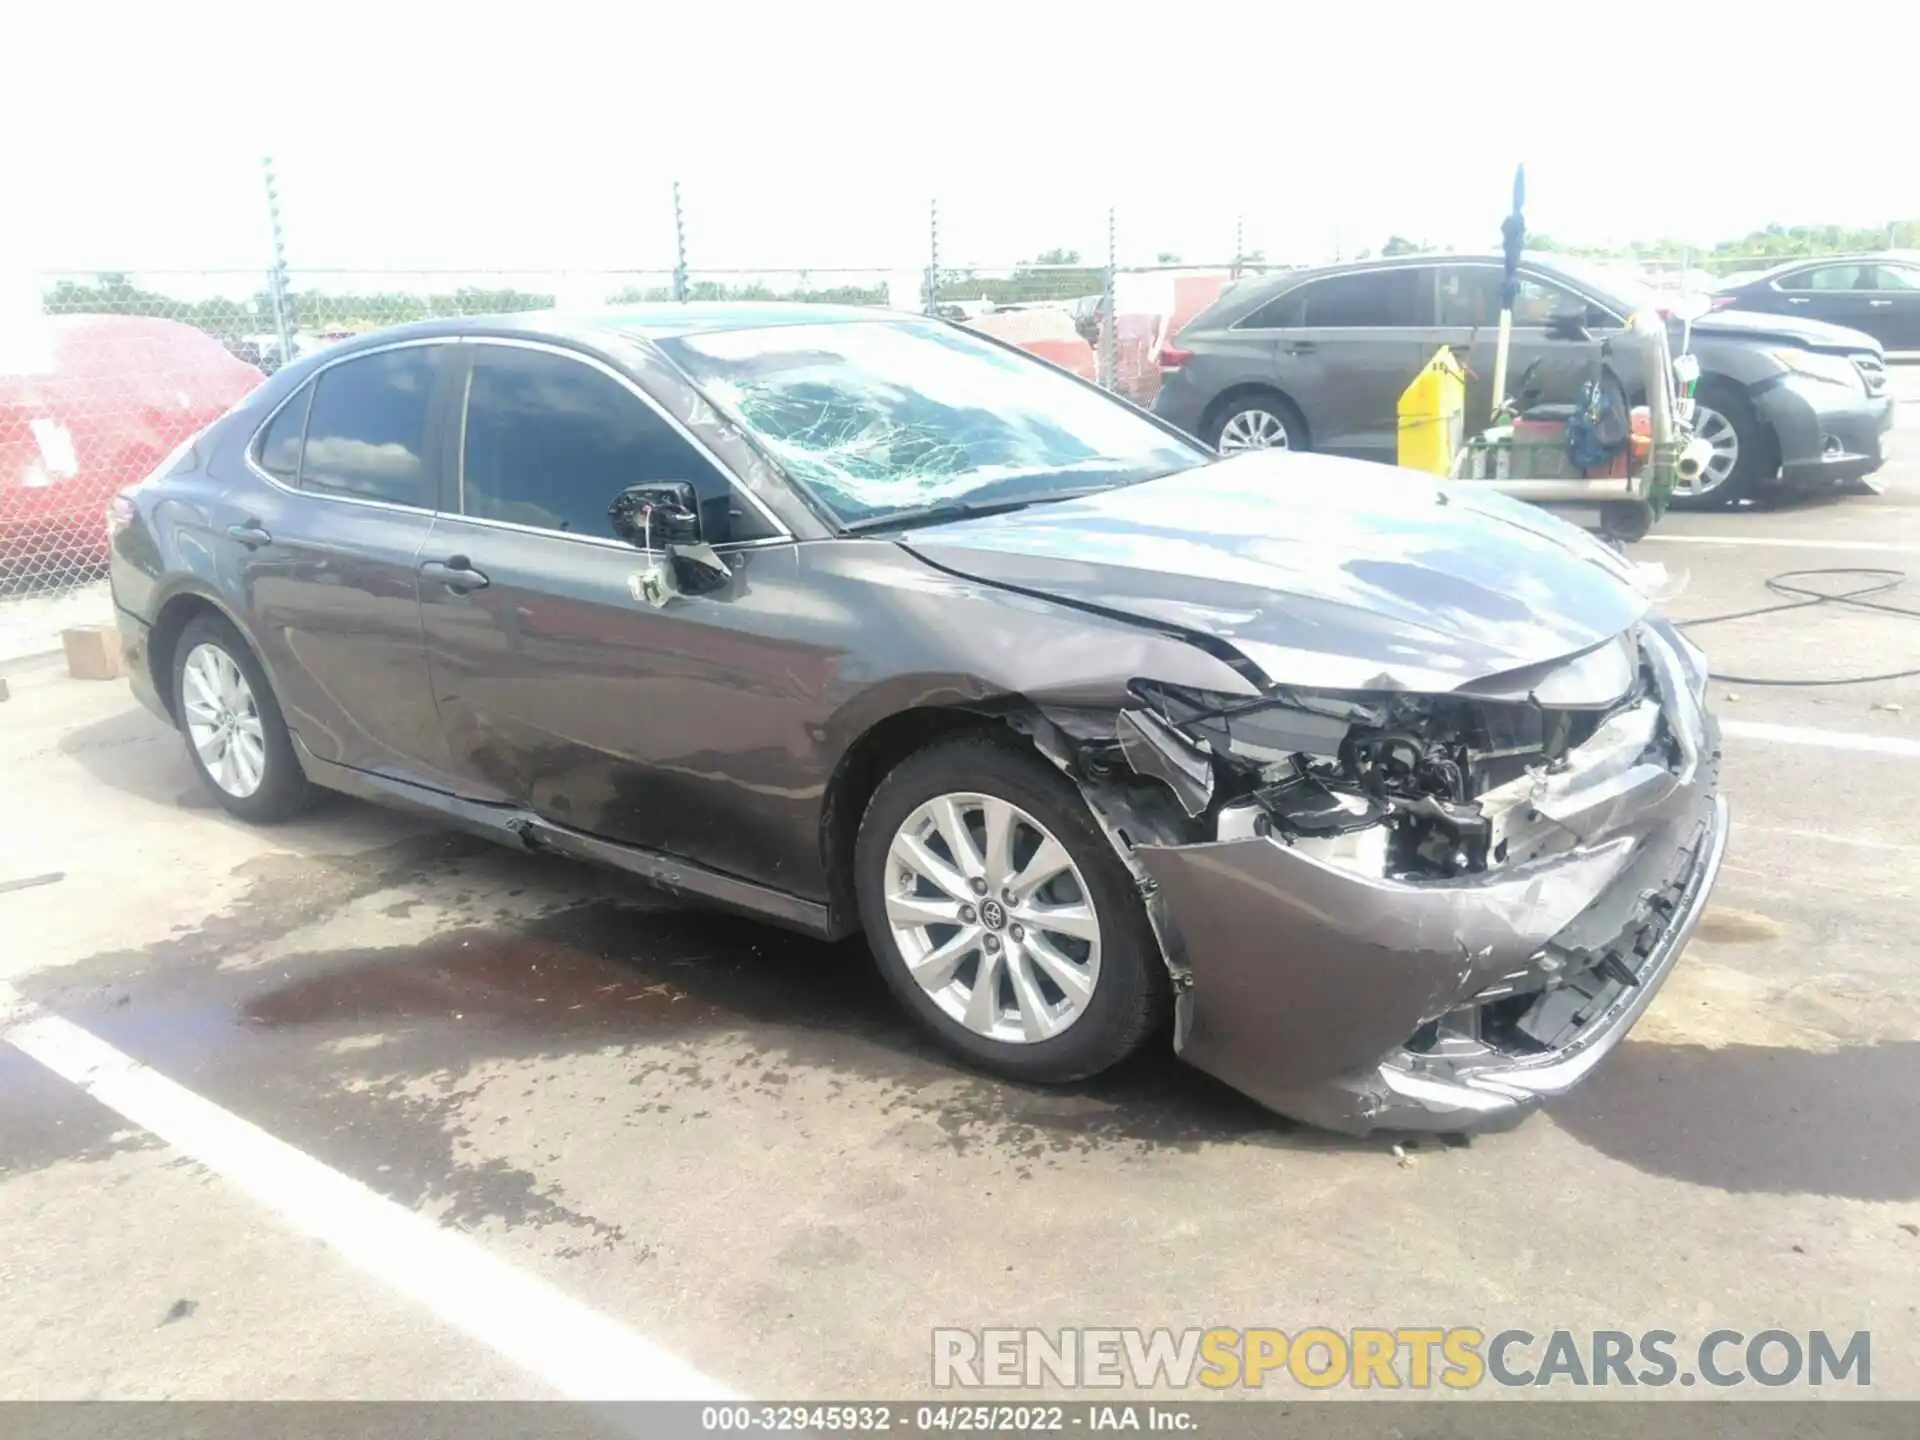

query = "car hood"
[1692,307,1882,354]
[899,453,1651,693]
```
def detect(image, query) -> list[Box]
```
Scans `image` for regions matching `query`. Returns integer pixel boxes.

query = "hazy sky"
[5,0,1914,286]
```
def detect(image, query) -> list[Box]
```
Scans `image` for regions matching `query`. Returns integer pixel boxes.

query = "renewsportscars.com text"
[932,1327,1871,1391]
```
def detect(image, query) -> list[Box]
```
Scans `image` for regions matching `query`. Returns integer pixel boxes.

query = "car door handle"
[225,520,272,549]
[420,556,490,593]
[1788,297,1810,304]
[1286,341,1317,355]
[1870,299,1893,307]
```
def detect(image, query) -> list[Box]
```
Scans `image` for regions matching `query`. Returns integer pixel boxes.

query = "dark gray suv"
[1152,254,1894,508]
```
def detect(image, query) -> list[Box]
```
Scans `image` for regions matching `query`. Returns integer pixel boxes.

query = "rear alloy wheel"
[172,613,311,823]
[854,737,1168,1083]
[182,641,268,799]
[1214,405,1292,453]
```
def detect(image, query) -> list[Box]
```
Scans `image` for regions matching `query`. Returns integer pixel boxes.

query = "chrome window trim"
[455,335,793,543]
[429,507,793,556]
[455,358,474,514]
[244,336,457,516]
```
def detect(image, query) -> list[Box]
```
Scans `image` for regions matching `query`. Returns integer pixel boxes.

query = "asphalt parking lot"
[3,378,1918,1404]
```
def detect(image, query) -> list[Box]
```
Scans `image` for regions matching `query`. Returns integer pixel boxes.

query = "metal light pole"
[924,199,941,317]
[1101,207,1118,391]
[1490,164,1527,420]
[672,181,689,303]
[261,156,295,363]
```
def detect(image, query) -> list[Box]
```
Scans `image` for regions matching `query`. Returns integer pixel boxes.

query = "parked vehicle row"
[1150,253,1894,509]
[1713,253,1920,355]
[110,304,1726,1134]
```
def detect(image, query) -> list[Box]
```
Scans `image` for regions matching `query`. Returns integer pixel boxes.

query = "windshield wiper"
[839,487,1113,535]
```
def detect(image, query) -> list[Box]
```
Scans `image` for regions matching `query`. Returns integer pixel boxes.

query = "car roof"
[1187,252,1599,325]
[1227,251,1584,290]
[586,301,917,337]
[298,303,923,362]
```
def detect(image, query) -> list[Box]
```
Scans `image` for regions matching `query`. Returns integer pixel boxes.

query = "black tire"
[171,612,312,823]
[854,735,1170,1084]
[1673,380,1768,510]
[1205,388,1309,454]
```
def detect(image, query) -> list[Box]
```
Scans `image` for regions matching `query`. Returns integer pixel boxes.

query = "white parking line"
[0,981,731,1403]
[1644,534,1920,555]
[1724,720,1920,758]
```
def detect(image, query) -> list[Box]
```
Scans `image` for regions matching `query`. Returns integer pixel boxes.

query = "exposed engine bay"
[1055,628,1675,885]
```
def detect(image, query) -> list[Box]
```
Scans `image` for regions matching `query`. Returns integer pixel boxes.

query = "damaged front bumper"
[1134,623,1726,1135]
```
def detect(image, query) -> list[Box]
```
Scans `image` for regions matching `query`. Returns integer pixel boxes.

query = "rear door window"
[1237,290,1306,329]
[298,347,442,508]
[1289,269,1429,327]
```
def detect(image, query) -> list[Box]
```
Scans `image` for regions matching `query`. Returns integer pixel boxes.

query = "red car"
[2,315,264,579]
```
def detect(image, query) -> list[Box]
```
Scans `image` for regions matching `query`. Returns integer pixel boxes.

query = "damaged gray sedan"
[109,304,1728,1134]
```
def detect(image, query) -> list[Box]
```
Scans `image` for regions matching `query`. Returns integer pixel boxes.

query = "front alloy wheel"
[1680,401,1739,501]
[1216,407,1291,452]
[1671,382,1765,510]
[885,792,1102,1044]
[854,736,1168,1084]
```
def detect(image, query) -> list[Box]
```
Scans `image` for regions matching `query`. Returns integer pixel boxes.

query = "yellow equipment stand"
[1396,347,1466,476]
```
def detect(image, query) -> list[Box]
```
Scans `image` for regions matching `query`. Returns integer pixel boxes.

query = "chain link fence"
[4,168,1910,658]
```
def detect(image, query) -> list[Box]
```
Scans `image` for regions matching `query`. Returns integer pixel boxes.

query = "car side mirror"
[1546,311,1593,342]
[609,481,731,602]
[609,482,702,548]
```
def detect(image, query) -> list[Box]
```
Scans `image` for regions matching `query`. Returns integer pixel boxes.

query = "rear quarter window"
[1235,290,1307,329]
[253,381,313,483]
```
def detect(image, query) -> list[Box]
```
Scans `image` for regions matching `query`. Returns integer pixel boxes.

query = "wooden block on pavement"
[61,625,127,681]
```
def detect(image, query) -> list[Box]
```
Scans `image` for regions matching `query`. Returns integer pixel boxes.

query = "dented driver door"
[414,338,815,890]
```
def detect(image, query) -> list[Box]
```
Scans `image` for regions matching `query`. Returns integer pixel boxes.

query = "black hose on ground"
[1672,567,1920,686]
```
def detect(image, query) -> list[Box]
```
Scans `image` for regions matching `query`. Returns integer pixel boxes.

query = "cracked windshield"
[657,319,1199,526]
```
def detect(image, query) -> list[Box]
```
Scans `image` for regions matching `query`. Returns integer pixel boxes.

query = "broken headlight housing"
[1125,644,1658,882]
